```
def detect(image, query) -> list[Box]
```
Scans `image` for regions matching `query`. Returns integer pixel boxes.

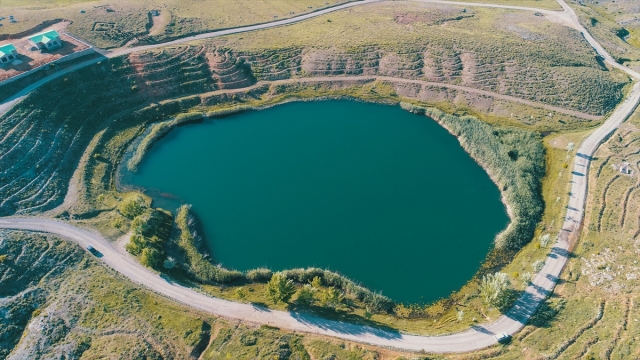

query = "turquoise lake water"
[123,100,509,303]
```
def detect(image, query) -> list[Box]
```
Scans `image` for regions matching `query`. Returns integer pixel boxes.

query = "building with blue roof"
[28,30,62,51]
[0,43,18,66]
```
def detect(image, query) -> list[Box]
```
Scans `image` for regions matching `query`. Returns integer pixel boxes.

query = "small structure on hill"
[29,30,62,51]
[613,161,633,175]
[620,162,632,175]
[0,43,18,65]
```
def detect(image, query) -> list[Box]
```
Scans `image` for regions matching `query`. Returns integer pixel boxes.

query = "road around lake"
[1,0,640,353]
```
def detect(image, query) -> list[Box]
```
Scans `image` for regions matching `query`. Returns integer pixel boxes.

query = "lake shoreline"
[120,99,512,304]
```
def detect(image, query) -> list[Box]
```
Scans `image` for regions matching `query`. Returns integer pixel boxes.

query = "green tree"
[125,234,146,256]
[479,272,513,310]
[318,287,344,309]
[163,257,176,269]
[140,247,162,269]
[296,284,315,305]
[234,287,246,300]
[119,196,145,219]
[130,216,148,235]
[309,276,322,289]
[265,272,296,304]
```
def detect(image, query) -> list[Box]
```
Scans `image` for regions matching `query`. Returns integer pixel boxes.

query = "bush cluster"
[278,268,393,313]
[124,202,174,269]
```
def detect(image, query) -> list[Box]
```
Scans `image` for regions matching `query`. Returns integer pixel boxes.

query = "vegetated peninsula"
[1,0,640,358]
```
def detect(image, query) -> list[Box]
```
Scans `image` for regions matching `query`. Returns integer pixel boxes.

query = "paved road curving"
[2,0,640,354]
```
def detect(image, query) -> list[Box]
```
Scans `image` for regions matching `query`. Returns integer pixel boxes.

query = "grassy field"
[0,0,355,49]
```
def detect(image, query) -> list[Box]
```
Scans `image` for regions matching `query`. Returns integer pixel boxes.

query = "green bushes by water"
[175,205,244,283]
[400,103,545,251]
[246,268,273,282]
[124,203,174,269]
[174,205,394,311]
[205,105,261,119]
[278,268,394,313]
[127,112,205,172]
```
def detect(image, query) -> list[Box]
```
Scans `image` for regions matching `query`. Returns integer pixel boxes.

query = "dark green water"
[123,100,509,303]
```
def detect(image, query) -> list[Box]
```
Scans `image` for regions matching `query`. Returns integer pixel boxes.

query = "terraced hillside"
[0,48,626,217]
[0,3,632,216]
[0,46,217,217]
[225,3,631,116]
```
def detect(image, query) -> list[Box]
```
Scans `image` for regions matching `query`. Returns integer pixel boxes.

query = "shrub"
[394,304,412,319]
[234,287,246,300]
[363,309,373,319]
[140,247,162,269]
[310,276,322,289]
[125,234,146,256]
[533,260,545,273]
[295,284,315,305]
[246,268,273,282]
[539,234,551,248]
[265,272,296,304]
[279,267,393,313]
[424,299,447,318]
[479,272,513,310]
[130,216,147,235]
[318,287,344,309]
[118,196,145,219]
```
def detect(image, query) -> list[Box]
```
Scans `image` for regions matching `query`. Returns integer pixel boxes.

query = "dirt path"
[149,11,170,37]
[208,76,600,120]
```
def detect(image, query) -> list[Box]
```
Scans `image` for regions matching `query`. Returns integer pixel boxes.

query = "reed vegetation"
[175,205,244,283]
[401,102,545,251]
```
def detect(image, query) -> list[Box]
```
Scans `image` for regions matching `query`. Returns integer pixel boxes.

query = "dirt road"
[1,0,640,353]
